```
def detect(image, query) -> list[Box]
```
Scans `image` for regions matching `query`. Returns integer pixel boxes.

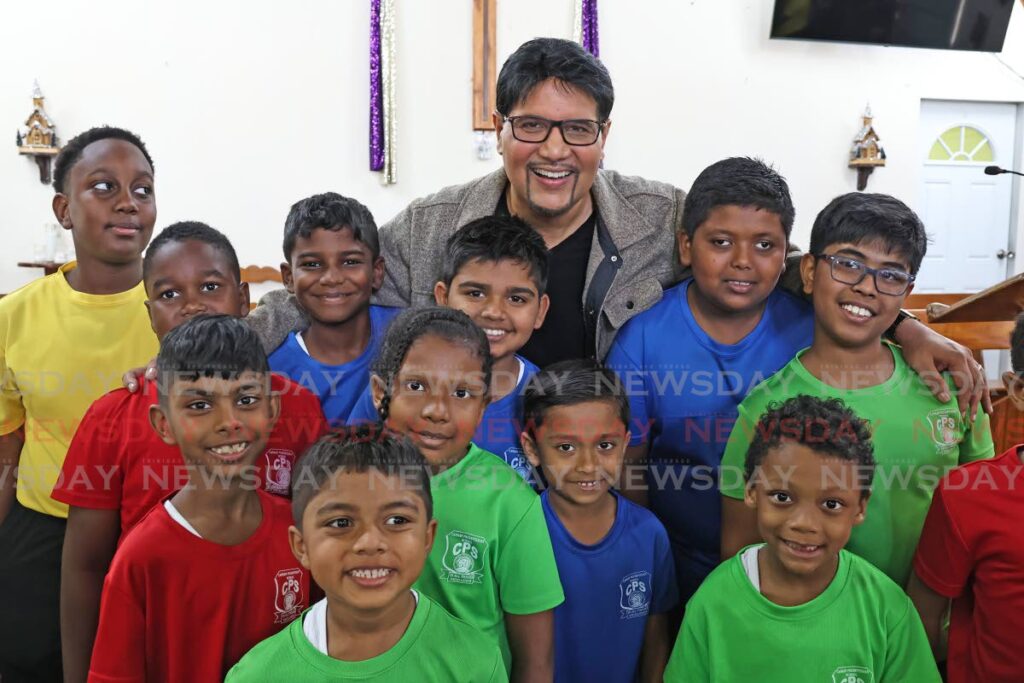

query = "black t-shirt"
[497,192,596,367]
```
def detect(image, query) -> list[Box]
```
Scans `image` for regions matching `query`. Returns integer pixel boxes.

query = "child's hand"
[122,358,157,393]
[896,319,990,419]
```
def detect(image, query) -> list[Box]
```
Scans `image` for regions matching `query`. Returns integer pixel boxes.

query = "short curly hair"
[744,395,875,497]
[53,126,154,194]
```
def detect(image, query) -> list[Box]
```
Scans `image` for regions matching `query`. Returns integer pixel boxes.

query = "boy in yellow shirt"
[0,126,159,682]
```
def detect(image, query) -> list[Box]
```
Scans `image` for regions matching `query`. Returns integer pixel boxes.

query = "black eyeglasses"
[816,253,916,296]
[502,115,606,146]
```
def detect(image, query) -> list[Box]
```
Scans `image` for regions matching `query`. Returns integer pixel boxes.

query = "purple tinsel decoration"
[581,0,599,57]
[369,0,384,171]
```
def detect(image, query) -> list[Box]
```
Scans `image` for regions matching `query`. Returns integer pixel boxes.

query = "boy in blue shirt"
[351,215,549,480]
[522,359,677,683]
[605,157,812,601]
[268,192,400,425]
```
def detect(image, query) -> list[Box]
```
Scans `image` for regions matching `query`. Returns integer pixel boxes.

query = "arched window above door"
[928,125,994,162]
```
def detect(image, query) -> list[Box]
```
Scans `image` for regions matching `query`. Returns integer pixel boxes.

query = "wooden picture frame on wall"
[472,0,497,131]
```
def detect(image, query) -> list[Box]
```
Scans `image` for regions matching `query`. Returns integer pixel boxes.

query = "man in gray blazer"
[249,37,986,413]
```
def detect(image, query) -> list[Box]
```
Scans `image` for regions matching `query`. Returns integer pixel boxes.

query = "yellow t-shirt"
[0,262,158,517]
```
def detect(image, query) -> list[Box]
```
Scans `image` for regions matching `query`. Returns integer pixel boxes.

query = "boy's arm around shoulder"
[720,397,763,560]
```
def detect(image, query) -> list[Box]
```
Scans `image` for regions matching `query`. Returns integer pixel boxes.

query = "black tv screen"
[771,0,1016,52]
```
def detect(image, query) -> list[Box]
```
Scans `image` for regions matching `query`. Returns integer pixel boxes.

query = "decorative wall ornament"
[16,81,60,184]
[849,105,886,191]
[370,0,396,184]
[573,0,600,57]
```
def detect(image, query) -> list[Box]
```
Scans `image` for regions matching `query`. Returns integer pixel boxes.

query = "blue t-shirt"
[542,490,678,683]
[268,305,401,426]
[475,356,538,481]
[349,355,539,481]
[605,279,813,600]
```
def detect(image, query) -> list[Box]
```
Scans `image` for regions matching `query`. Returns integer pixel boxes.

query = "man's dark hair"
[441,215,549,294]
[744,395,876,498]
[523,358,630,435]
[496,38,614,121]
[371,306,492,423]
[156,314,267,403]
[682,157,795,239]
[144,221,240,284]
[809,192,929,275]
[1011,312,1024,374]
[53,126,154,194]
[291,427,433,527]
[282,192,380,261]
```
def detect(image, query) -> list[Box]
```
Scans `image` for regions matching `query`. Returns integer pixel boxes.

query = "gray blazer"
[248,168,688,359]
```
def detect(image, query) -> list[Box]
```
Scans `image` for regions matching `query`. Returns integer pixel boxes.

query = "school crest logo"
[925,408,959,455]
[832,665,873,683]
[441,530,487,585]
[273,568,305,624]
[619,571,651,619]
[263,449,294,495]
[504,447,532,481]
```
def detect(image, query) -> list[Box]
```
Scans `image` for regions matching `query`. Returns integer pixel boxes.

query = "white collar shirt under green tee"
[664,546,940,682]
[720,344,994,586]
[225,593,508,682]
[414,443,564,673]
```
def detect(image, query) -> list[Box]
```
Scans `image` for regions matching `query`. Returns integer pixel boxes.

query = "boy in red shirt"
[88,314,311,683]
[909,311,1024,683]
[53,222,326,683]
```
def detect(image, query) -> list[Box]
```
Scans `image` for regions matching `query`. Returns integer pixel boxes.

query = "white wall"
[2,0,1023,294]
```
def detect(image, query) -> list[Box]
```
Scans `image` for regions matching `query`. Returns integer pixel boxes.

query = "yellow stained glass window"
[928,126,994,162]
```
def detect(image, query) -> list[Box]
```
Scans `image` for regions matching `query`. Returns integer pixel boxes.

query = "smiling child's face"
[282,226,384,328]
[150,370,280,481]
[289,469,436,615]
[373,334,489,468]
[522,400,627,508]
[745,441,867,587]
[434,257,549,366]
[800,239,913,352]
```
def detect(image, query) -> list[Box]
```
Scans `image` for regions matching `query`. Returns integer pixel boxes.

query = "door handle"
[997,249,1016,260]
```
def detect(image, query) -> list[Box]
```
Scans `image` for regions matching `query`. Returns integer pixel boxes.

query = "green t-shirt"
[225,594,507,682]
[720,344,994,586]
[665,547,940,683]
[416,443,564,671]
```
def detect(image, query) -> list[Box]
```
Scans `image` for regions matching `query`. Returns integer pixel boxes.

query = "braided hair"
[371,306,493,422]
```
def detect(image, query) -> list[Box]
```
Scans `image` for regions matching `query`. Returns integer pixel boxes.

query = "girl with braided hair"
[366,306,564,680]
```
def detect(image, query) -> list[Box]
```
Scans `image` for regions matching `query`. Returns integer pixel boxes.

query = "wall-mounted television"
[771,0,1016,52]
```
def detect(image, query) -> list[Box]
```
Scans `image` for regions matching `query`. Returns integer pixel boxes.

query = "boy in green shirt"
[228,428,507,682]
[667,395,939,682]
[720,192,994,587]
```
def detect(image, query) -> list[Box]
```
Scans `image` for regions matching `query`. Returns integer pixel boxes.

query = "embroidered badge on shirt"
[504,446,532,481]
[619,571,652,619]
[264,449,294,494]
[926,408,960,455]
[832,666,873,683]
[274,568,305,624]
[441,530,487,585]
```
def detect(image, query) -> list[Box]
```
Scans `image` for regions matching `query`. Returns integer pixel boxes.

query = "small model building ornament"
[849,105,886,191]
[16,81,60,184]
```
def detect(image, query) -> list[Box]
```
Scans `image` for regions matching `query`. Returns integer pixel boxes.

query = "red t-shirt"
[52,374,326,537]
[913,445,1024,683]
[88,490,310,683]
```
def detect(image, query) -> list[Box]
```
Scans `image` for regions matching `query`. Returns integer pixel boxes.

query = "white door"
[916,100,1018,293]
